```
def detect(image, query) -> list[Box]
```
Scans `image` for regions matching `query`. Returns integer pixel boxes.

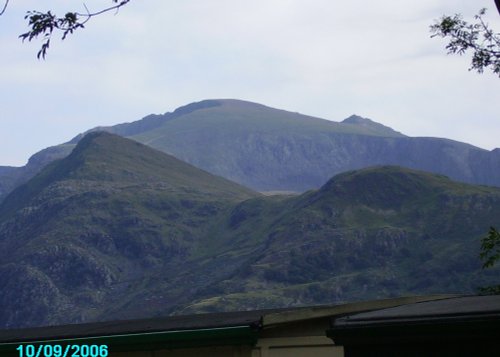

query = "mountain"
[0,144,74,200]
[127,100,499,191]
[173,166,500,314]
[0,132,499,328]
[0,132,257,328]
[2,99,499,200]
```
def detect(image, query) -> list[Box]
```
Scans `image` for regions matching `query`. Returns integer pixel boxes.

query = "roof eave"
[0,325,259,353]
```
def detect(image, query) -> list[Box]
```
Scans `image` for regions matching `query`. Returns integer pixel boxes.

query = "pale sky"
[0,0,499,166]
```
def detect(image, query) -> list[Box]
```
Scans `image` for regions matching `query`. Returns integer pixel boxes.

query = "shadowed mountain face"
[0,133,499,328]
[1,99,499,200]
[0,132,258,328]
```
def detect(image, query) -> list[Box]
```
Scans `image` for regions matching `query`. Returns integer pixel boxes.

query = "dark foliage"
[0,0,131,58]
[479,227,500,294]
[430,8,500,77]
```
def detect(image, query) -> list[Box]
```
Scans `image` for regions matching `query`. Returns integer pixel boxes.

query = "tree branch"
[0,0,9,16]
[430,9,500,77]
[19,0,131,59]
[75,0,130,20]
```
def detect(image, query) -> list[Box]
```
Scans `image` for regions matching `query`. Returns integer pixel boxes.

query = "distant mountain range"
[1,99,499,201]
[1,132,499,328]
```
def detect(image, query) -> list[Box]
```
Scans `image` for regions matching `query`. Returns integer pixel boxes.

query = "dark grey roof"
[328,295,500,348]
[0,295,463,345]
[0,309,276,344]
[333,295,500,327]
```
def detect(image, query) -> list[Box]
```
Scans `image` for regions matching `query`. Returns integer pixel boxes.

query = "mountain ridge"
[0,132,259,328]
[174,166,500,315]
[0,132,499,327]
[0,99,499,200]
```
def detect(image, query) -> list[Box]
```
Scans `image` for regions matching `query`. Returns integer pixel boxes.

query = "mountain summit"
[1,99,499,199]
[341,114,405,137]
[0,131,256,222]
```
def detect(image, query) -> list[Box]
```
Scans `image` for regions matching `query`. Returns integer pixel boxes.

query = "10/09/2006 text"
[17,345,108,357]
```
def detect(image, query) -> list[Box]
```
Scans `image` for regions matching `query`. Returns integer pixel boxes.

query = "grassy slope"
[128,100,407,191]
[84,167,500,319]
[132,99,405,164]
[1,132,499,327]
[173,167,500,314]
[134,99,405,145]
[0,132,258,327]
[0,132,256,220]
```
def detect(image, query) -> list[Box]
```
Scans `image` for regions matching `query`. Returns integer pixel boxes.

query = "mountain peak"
[172,99,274,114]
[342,114,368,123]
[68,133,257,197]
[171,100,223,116]
[314,166,475,210]
[341,115,405,137]
[0,132,257,221]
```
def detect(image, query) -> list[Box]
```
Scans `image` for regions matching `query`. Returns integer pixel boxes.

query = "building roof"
[0,309,270,345]
[0,295,454,353]
[332,295,500,326]
[328,295,500,346]
[261,295,452,327]
[0,308,290,354]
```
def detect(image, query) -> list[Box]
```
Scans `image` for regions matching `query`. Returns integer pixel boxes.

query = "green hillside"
[0,133,499,329]
[130,100,407,190]
[173,167,500,314]
[0,132,257,328]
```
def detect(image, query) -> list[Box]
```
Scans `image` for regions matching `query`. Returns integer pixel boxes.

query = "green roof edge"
[0,325,258,353]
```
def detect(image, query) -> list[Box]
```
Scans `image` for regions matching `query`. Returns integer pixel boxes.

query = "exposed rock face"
[0,264,64,328]
[1,137,499,329]
[0,132,258,328]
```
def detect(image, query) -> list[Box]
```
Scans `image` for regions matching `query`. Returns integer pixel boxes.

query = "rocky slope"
[173,166,500,314]
[0,133,498,328]
[0,132,257,328]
